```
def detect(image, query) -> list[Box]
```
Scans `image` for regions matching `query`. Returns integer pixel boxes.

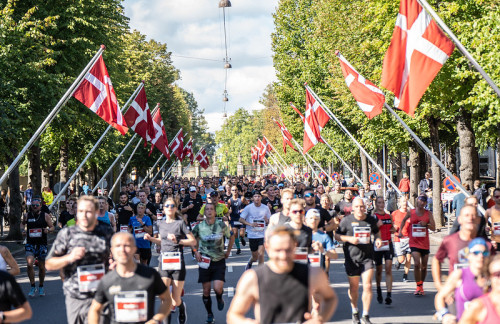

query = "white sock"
[363,311,369,317]
[352,307,358,314]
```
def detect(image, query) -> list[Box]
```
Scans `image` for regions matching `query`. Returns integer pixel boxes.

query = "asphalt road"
[13,241,441,324]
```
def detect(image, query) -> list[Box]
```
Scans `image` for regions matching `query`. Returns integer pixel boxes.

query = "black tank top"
[255,262,309,324]
[26,211,48,245]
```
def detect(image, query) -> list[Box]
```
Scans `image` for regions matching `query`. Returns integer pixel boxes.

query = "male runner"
[181,186,203,229]
[239,191,271,270]
[228,185,246,254]
[46,196,113,324]
[337,189,354,218]
[116,192,135,233]
[262,185,282,214]
[227,226,338,323]
[335,197,382,324]
[329,182,344,206]
[136,190,157,220]
[269,188,293,227]
[192,203,235,324]
[286,198,313,251]
[88,232,170,324]
[97,196,116,231]
[305,209,338,270]
[128,202,153,265]
[392,196,412,282]
[22,196,54,297]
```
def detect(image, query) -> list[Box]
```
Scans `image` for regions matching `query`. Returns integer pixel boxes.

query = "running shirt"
[408,209,430,250]
[374,212,392,241]
[158,220,190,253]
[116,203,134,227]
[0,270,27,312]
[26,211,48,245]
[94,264,167,324]
[129,216,152,249]
[489,207,500,243]
[455,267,484,320]
[286,224,313,251]
[272,212,290,226]
[181,194,203,223]
[477,293,500,324]
[336,214,380,263]
[337,200,353,216]
[192,220,232,262]
[391,210,409,242]
[48,223,113,299]
[97,211,111,225]
[262,196,282,214]
[199,203,228,219]
[59,211,75,228]
[229,197,243,222]
[240,203,271,239]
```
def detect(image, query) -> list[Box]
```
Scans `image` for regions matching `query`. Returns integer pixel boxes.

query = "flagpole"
[305,84,414,208]
[109,138,143,195]
[320,136,363,184]
[291,138,320,182]
[162,161,178,182]
[139,155,163,187]
[417,0,500,99]
[150,158,170,183]
[305,152,330,184]
[384,103,483,213]
[263,137,288,167]
[0,46,106,187]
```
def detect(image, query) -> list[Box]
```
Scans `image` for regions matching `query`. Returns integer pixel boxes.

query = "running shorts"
[25,244,48,261]
[198,259,226,283]
[249,238,264,252]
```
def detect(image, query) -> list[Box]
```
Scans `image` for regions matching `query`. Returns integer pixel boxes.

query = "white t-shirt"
[240,203,271,239]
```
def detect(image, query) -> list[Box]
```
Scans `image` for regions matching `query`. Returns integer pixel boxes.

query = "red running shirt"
[392,210,410,243]
[408,209,430,250]
[374,212,392,241]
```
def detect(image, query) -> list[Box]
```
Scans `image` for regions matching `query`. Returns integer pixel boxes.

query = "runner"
[285,198,313,252]
[335,197,383,324]
[192,202,235,324]
[227,226,338,323]
[392,196,412,282]
[136,190,158,221]
[116,192,135,233]
[198,191,229,221]
[329,182,344,206]
[239,191,271,270]
[97,196,116,232]
[88,232,171,324]
[22,196,54,297]
[128,202,153,265]
[58,196,77,228]
[181,186,203,229]
[269,188,294,227]
[144,197,196,324]
[304,209,338,270]
[0,244,20,276]
[228,185,246,255]
[0,270,33,322]
[372,197,394,305]
[45,195,113,324]
[486,188,500,251]
[337,189,354,218]
[262,185,282,214]
[398,194,436,296]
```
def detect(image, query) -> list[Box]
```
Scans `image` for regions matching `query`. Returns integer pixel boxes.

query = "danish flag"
[303,96,322,154]
[336,51,386,119]
[73,55,128,135]
[274,119,296,153]
[183,138,194,164]
[169,129,184,160]
[123,86,155,143]
[381,0,455,116]
[149,106,170,159]
[258,139,267,165]
[195,148,210,169]
[305,87,330,128]
[251,146,258,165]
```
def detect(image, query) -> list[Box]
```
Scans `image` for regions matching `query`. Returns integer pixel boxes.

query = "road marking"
[227,287,234,297]
[228,265,233,272]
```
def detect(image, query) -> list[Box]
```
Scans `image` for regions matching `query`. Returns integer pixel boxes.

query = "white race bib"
[77,263,105,293]
[454,262,469,271]
[253,219,266,232]
[493,222,500,235]
[294,247,309,264]
[134,227,145,239]
[29,228,42,238]
[198,255,211,269]
[232,221,242,226]
[308,252,321,267]
[161,252,181,271]
[114,290,147,323]
[353,226,371,244]
[412,224,427,237]
[120,225,128,233]
[374,240,390,252]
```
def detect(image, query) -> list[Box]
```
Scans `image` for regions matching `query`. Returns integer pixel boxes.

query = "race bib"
[454,262,469,271]
[120,225,128,233]
[412,224,427,237]
[232,221,242,226]
[308,252,321,267]
[161,252,181,271]
[77,264,105,293]
[254,219,266,232]
[190,222,200,229]
[134,227,145,239]
[294,247,309,264]
[374,240,390,252]
[353,226,371,244]
[156,211,163,220]
[29,228,43,238]
[493,222,500,236]
[114,290,147,323]
[198,255,211,269]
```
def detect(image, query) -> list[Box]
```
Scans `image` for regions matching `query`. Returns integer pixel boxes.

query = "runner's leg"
[361,269,373,315]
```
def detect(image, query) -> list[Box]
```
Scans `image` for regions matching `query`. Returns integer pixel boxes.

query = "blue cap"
[468,237,487,252]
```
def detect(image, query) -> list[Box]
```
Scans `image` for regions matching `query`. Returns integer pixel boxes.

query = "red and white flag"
[149,106,170,159]
[305,87,330,128]
[183,138,194,164]
[195,148,210,169]
[251,146,258,165]
[262,137,272,153]
[169,129,184,160]
[73,55,128,135]
[123,87,155,143]
[303,98,322,154]
[258,139,267,165]
[274,119,296,153]
[381,0,455,116]
[337,51,386,119]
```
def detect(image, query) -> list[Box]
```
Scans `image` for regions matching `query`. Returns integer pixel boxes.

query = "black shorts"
[198,259,226,283]
[410,247,430,255]
[249,238,264,252]
[25,244,48,261]
[138,248,152,261]
[374,243,395,266]
[159,263,187,281]
[344,257,374,277]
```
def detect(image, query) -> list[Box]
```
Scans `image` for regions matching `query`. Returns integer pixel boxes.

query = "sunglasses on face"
[32,204,41,207]
[165,204,175,208]
[290,209,304,214]
[471,250,490,256]
[304,193,314,198]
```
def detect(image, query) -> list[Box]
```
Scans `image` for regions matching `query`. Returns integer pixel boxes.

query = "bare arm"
[428,213,436,231]
[398,213,411,237]
[309,267,337,322]
[435,269,462,311]
[226,270,259,324]
[458,298,486,324]
[179,233,197,247]
[45,213,55,233]
[3,301,32,323]
[147,289,171,323]
[88,300,104,324]
[0,246,20,276]
[431,257,443,291]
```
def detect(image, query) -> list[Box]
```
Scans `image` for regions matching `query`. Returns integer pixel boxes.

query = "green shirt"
[192,219,231,262]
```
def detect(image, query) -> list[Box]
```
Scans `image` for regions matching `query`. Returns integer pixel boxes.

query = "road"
[13,240,441,323]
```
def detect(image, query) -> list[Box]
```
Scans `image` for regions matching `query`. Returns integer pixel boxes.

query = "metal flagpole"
[291,138,320,182]
[92,133,138,193]
[267,154,287,178]
[0,46,106,187]
[417,0,500,99]
[263,136,288,168]
[151,158,170,183]
[109,138,143,195]
[162,161,178,182]
[305,152,330,184]
[320,136,363,184]
[305,84,414,208]
[140,155,163,187]
[384,103,483,213]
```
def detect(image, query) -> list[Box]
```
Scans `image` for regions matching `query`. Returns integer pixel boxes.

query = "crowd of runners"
[2,174,500,324]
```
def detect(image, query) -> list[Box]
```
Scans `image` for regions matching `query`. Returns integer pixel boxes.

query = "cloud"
[123,0,278,132]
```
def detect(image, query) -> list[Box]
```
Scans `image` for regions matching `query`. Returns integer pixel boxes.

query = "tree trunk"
[393,153,403,181]
[361,150,368,183]
[41,165,50,190]
[419,150,428,180]
[427,116,443,228]
[28,145,42,196]
[456,110,479,189]
[447,144,457,175]
[408,143,420,206]
[6,149,22,240]
[59,138,69,183]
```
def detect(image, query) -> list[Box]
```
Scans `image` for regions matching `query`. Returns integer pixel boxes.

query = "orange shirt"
[392,209,409,242]
[408,209,430,250]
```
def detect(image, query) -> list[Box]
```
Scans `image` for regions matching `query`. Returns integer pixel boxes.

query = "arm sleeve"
[144,217,152,226]
[47,228,68,258]
[324,235,335,251]
[93,279,108,304]
[336,218,347,235]
[181,199,189,209]
[240,206,249,221]
[199,205,205,215]
[434,240,448,262]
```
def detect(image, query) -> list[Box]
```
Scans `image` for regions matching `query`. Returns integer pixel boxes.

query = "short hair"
[119,191,128,197]
[111,232,136,248]
[78,195,98,211]
[281,188,294,198]
[136,202,146,209]
[320,193,332,204]
[204,202,216,214]
[137,190,146,196]
[97,195,107,202]
[464,196,479,204]
[493,188,500,196]
[304,187,314,193]
[265,225,298,243]
[290,198,305,208]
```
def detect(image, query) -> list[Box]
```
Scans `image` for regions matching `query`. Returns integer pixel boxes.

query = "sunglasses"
[32,204,41,207]
[290,210,305,215]
[165,204,175,208]
[304,193,315,198]
[471,250,490,256]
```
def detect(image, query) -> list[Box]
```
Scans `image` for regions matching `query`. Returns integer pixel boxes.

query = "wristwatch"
[436,307,450,321]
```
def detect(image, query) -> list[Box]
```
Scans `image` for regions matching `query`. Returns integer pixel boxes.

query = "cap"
[305,209,321,219]
[278,183,284,188]
[244,192,253,199]
[218,186,225,191]
[210,191,218,197]
[468,237,487,253]
[417,194,428,202]
[252,190,262,197]
[189,186,197,192]
[180,188,185,191]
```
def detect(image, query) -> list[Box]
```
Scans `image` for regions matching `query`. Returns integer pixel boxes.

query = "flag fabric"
[149,106,170,159]
[195,148,210,169]
[305,87,330,128]
[251,146,258,165]
[381,0,455,116]
[337,51,386,119]
[183,138,194,164]
[274,120,296,153]
[303,99,322,154]
[258,139,267,165]
[169,129,184,160]
[262,137,271,153]
[123,87,155,143]
[73,55,128,135]
[290,102,305,120]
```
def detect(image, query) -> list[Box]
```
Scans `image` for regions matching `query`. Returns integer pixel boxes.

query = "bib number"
[454,262,469,271]
[354,226,371,244]
[198,255,211,269]
[232,221,242,226]
[308,252,321,267]
[161,252,181,271]
[120,225,128,233]
[77,264,105,293]
[294,247,309,264]
[412,224,427,237]
[254,219,266,232]
[374,240,390,252]
[114,290,147,322]
[493,222,500,236]
[29,228,43,238]
[134,227,145,239]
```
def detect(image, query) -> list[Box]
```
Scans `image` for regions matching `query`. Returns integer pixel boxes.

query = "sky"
[123,0,279,133]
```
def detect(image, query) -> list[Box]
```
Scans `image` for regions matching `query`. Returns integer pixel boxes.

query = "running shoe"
[413,287,421,296]
[376,289,383,304]
[385,296,392,305]
[394,260,401,270]
[245,261,253,271]
[178,302,187,324]
[361,315,373,324]
[236,248,241,255]
[419,286,425,296]
[352,312,361,324]
[28,287,36,298]
[240,237,246,246]
[402,274,408,282]
[39,287,45,297]
[217,296,225,311]
[206,314,214,324]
